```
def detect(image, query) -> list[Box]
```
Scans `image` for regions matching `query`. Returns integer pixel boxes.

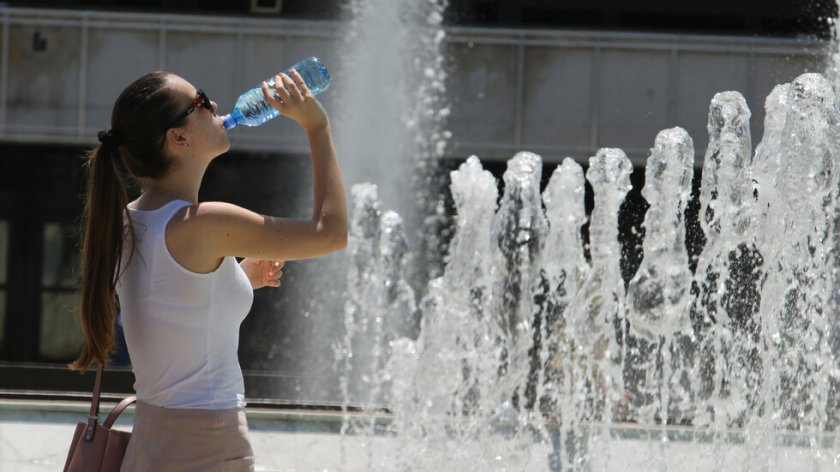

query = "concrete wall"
[444,27,827,164]
[0,7,828,164]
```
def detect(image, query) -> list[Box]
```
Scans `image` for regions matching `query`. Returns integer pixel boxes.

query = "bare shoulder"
[171,201,264,228]
[185,201,258,218]
[166,201,260,245]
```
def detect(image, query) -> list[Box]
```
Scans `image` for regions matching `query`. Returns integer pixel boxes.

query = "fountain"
[325,0,840,470]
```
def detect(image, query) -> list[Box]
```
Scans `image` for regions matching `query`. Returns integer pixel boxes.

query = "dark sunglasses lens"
[198,90,212,110]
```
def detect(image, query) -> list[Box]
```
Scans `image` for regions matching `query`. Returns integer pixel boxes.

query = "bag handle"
[83,363,104,442]
[83,363,137,441]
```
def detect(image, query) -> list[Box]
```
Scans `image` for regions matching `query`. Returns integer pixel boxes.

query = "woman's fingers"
[265,260,284,287]
[263,73,308,114]
[261,80,283,109]
[290,70,310,96]
[273,74,293,102]
[261,72,324,130]
[280,73,304,102]
[240,259,285,289]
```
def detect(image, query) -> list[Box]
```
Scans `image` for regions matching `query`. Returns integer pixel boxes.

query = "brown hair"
[71,71,189,372]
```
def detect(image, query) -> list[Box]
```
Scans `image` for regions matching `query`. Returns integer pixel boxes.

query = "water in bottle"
[221,56,330,129]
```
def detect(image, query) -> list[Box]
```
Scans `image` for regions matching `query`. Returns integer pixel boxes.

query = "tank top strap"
[146,200,194,233]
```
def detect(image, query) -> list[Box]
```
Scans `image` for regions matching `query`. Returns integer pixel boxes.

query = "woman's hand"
[240,259,284,290]
[261,70,329,133]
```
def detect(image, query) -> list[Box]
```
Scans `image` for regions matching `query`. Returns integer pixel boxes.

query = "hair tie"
[97,129,122,149]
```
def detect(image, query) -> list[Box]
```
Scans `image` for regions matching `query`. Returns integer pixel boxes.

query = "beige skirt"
[121,401,254,472]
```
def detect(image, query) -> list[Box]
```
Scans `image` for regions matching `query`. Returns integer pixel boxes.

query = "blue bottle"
[222,56,330,129]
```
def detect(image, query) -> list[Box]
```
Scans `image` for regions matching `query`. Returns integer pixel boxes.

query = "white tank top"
[116,200,254,409]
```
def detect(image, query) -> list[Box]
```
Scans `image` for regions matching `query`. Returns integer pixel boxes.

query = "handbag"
[63,363,137,472]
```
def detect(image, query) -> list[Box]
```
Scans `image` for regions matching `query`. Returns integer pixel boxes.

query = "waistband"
[134,400,246,421]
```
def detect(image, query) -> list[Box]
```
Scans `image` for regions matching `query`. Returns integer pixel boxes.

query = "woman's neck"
[134,151,210,209]
[136,168,204,208]
[139,185,196,207]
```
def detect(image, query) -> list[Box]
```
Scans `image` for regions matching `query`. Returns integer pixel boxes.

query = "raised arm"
[168,70,348,265]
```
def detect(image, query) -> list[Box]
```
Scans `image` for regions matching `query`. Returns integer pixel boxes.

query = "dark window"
[0,221,7,353]
[0,145,85,364]
[443,0,836,38]
[39,221,83,361]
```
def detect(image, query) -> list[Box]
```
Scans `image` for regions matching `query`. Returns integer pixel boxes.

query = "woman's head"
[71,72,227,371]
[161,75,229,163]
[110,72,228,180]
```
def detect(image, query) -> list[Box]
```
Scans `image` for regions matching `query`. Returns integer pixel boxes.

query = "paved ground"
[1,400,838,471]
[0,400,367,471]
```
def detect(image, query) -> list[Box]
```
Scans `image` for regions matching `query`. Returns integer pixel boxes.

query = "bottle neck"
[222,113,238,129]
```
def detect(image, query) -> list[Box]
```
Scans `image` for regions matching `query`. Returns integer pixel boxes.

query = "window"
[0,221,8,352]
[39,222,83,361]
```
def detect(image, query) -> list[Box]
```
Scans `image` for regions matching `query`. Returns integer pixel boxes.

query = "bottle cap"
[222,114,237,129]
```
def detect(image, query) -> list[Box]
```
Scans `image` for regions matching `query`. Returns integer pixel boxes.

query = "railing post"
[77,13,89,139]
[668,39,678,128]
[745,37,757,122]
[0,10,10,136]
[158,17,167,71]
[514,37,524,149]
[590,43,601,153]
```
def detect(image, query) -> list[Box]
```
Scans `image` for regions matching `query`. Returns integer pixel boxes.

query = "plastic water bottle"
[221,56,330,129]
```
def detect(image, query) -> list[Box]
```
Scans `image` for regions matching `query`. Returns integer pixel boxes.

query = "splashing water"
[329,1,450,467]
[337,72,840,471]
[334,0,450,271]
[330,1,840,470]
[282,0,448,417]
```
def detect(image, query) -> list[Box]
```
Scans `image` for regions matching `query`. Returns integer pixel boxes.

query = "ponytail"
[70,71,178,372]
[70,139,129,372]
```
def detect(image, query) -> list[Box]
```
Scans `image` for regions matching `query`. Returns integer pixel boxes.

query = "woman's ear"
[165,128,190,149]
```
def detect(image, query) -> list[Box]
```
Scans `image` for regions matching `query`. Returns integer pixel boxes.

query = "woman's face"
[167,75,230,159]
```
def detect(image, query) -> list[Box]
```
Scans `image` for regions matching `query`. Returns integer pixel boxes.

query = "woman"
[70,69,347,471]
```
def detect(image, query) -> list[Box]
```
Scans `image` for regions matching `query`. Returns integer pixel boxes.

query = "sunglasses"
[166,89,213,129]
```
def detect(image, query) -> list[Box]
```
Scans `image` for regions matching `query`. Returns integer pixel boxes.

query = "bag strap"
[103,395,137,428]
[84,363,104,442]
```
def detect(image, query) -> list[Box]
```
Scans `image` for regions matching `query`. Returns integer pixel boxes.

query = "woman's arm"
[267,69,348,253]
